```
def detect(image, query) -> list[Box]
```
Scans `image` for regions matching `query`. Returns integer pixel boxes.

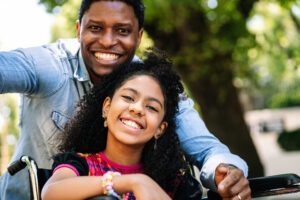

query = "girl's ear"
[154,121,168,139]
[102,97,111,118]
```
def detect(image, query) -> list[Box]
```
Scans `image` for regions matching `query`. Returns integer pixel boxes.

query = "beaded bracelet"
[101,171,122,199]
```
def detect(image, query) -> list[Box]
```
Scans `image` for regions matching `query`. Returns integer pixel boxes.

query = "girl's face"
[103,75,167,149]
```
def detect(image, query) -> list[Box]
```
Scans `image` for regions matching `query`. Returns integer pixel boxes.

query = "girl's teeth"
[122,119,141,129]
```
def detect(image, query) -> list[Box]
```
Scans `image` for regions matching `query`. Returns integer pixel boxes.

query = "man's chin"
[94,69,114,78]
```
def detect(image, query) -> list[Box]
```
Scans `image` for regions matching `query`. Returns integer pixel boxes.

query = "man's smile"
[94,52,119,61]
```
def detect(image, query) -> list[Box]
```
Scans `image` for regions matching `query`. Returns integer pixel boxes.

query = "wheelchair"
[8,155,300,200]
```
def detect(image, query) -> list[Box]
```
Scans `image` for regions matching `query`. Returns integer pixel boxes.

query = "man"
[0,0,251,199]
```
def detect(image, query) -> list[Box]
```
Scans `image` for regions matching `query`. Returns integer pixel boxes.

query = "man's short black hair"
[79,0,145,29]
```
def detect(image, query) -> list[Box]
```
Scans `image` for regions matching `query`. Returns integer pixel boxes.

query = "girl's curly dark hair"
[58,49,188,193]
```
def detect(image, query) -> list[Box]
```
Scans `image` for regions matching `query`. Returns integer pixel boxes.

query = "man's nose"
[98,30,117,48]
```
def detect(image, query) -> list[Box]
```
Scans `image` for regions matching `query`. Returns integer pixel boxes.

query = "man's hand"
[215,163,251,200]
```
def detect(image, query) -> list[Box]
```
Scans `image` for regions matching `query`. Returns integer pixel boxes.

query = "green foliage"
[144,0,252,79]
[241,0,300,109]
[50,0,81,41]
[278,128,300,151]
[38,0,68,13]
[0,94,20,160]
[268,91,300,108]
[0,95,19,136]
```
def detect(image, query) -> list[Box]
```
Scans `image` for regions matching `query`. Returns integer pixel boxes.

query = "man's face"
[77,1,143,83]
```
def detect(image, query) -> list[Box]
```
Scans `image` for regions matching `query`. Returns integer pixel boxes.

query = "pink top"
[53,151,144,176]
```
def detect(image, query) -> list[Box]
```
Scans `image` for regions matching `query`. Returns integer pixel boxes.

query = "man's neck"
[88,69,103,85]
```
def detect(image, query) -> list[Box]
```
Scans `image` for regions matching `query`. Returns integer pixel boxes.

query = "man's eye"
[117,28,131,35]
[89,25,102,32]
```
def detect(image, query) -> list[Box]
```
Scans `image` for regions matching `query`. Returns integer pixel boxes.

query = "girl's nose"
[129,102,145,116]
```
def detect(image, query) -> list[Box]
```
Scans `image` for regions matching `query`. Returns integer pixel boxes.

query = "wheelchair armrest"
[205,173,300,199]
[249,173,300,198]
[249,173,300,191]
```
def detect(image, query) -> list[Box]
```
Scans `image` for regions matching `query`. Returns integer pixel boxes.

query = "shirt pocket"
[41,111,71,156]
[51,111,70,131]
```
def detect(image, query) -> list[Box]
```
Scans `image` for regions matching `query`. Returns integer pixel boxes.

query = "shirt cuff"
[200,153,248,192]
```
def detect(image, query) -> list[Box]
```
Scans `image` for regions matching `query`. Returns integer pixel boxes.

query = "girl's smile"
[120,118,144,130]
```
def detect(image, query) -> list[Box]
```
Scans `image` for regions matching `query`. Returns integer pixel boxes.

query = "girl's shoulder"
[52,152,89,176]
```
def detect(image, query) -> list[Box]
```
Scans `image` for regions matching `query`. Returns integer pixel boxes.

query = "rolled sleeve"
[0,50,37,94]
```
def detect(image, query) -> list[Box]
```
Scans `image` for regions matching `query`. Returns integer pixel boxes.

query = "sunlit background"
[1,0,300,185]
[0,0,54,173]
[0,0,54,50]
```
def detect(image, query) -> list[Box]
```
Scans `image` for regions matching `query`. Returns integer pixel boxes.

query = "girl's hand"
[114,174,171,200]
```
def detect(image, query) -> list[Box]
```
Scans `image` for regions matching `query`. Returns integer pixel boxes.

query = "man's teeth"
[122,119,141,129]
[94,52,118,60]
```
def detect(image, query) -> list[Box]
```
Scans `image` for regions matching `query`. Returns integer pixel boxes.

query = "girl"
[41,50,201,200]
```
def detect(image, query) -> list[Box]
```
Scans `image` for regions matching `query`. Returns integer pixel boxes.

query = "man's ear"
[76,20,81,42]
[102,97,111,118]
[137,28,144,47]
[155,121,168,139]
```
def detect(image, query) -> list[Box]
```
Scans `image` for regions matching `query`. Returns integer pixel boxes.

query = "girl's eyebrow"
[122,87,163,108]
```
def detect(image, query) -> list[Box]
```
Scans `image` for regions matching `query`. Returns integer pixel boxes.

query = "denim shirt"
[0,39,247,199]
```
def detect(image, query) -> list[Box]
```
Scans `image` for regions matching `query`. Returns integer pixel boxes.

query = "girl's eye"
[122,95,134,101]
[146,105,159,112]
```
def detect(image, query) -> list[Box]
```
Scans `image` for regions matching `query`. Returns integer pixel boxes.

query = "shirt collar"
[74,52,141,84]
[74,50,92,83]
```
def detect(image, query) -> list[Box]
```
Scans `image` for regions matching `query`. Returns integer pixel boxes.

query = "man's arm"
[175,95,248,191]
[0,50,38,94]
[0,47,64,96]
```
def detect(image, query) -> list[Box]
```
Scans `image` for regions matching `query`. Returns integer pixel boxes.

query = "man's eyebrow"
[122,88,163,108]
[87,19,133,26]
[114,22,133,26]
[87,19,102,24]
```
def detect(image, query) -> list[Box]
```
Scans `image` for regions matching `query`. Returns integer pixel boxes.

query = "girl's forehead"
[118,75,164,99]
[121,75,159,88]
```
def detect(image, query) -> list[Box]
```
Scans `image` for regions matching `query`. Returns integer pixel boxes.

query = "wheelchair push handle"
[7,156,28,175]
[7,156,40,200]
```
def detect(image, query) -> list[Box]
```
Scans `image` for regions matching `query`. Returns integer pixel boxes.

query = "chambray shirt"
[0,39,247,199]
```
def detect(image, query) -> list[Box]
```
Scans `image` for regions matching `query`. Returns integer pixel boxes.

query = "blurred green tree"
[0,94,19,174]
[245,0,300,108]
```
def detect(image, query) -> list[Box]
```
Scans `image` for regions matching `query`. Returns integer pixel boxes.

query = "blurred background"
[1,0,300,179]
